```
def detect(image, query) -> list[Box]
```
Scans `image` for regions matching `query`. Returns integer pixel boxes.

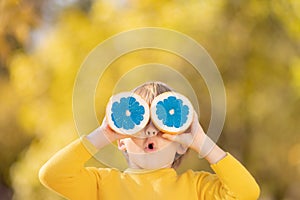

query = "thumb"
[162,133,178,141]
[162,133,193,146]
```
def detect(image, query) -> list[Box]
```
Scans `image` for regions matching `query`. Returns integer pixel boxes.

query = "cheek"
[131,138,145,147]
[125,139,144,153]
[160,137,181,152]
[159,137,174,147]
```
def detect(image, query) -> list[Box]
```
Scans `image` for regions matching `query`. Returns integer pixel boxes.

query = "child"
[39,81,260,200]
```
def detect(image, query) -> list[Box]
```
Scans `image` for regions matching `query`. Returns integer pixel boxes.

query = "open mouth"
[148,143,154,150]
[144,142,156,152]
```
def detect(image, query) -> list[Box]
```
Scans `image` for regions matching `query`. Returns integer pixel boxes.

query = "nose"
[144,121,159,137]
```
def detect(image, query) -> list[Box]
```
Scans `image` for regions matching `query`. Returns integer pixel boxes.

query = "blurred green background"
[1,0,300,199]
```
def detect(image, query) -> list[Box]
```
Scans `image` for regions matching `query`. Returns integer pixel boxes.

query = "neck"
[128,160,172,170]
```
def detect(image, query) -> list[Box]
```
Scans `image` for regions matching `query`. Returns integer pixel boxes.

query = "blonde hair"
[132,81,189,169]
[133,81,172,104]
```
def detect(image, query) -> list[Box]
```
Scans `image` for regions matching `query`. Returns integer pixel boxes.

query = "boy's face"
[118,121,186,169]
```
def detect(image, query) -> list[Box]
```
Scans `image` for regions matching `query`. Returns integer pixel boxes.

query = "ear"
[117,139,126,151]
[176,143,188,155]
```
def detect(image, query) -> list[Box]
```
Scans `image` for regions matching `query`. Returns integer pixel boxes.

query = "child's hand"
[162,112,208,154]
[86,117,128,149]
[99,117,128,142]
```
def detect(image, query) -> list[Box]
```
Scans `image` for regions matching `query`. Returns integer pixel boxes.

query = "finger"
[191,116,205,134]
[162,133,177,141]
[162,133,193,146]
[193,111,199,120]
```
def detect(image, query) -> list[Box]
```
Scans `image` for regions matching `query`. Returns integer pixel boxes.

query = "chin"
[128,146,177,169]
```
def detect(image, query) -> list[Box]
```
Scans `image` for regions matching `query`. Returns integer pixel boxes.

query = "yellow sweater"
[39,139,260,200]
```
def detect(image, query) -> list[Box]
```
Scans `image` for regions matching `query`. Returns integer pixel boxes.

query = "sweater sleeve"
[39,137,100,200]
[197,153,260,200]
